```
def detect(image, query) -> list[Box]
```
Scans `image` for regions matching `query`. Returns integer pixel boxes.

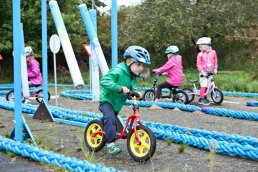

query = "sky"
[98,0,143,14]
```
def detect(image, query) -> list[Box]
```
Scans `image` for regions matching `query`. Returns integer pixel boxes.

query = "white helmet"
[196,37,211,45]
[25,46,33,57]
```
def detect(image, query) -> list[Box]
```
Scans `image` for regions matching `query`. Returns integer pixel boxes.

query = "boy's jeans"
[99,102,119,144]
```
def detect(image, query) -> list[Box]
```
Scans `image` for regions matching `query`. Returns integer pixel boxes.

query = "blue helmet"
[123,46,151,64]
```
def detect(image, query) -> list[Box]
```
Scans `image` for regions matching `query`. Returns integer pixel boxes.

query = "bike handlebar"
[117,87,140,98]
[200,72,214,78]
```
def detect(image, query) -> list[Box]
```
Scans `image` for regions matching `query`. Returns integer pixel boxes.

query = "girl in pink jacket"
[25,46,42,86]
[196,37,218,105]
[153,45,184,100]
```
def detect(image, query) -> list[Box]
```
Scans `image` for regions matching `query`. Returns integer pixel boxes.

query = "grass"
[1,68,257,93]
[207,141,217,172]
[165,139,173,146]
[183,164,190,172]
[135,69,258,93]
[80,140,97,164]
[177,143,187,153]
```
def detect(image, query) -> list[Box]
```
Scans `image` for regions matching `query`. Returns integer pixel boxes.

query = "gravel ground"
[0,92,258,172]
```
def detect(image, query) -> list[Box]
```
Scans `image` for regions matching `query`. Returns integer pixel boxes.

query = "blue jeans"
[99,102,119,144]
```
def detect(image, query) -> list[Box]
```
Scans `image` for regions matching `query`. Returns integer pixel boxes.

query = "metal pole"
[111,0,118,69]
[42,0,48,104]
[13,0,23,142]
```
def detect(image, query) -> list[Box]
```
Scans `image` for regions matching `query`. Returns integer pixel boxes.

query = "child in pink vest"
[196,37,218,105]
[25,46,42,87]
[153,45,184,101]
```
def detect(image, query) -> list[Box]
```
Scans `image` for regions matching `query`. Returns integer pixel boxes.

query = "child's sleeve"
[100,69,120,92]
[155,60,173,74]
[196,53,204,72]
[213,51,218,70]
[28,62,40,78]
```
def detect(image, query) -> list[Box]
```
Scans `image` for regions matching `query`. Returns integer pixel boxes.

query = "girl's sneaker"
[198,98,210,105]
[198,98,205,105]
[107,143,122,156]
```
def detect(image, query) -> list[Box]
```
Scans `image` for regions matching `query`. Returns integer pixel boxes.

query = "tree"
[118,0,258,69]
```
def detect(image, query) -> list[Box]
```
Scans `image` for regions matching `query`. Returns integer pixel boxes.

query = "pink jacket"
[154,55,184,87]
[27,58,42,85]
[197,49,218,72]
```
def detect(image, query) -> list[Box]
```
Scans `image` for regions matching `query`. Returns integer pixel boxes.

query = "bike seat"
[29,84,41,88]
[169,87,178,91]
[189,80,198,83]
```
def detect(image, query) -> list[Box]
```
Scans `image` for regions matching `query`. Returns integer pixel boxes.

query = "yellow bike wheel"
[84,119,106,152]
[127,125,156,162]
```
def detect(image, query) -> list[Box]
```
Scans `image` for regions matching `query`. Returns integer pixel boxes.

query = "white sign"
[50,34,61,53]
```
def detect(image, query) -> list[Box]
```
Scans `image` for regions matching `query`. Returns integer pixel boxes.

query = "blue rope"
[126,100,201,112]
[201,108,258,121]
[61,90,258,121]
[1,84,257,97]
[0,136,117,172]
[223,91,258,98]
[0,98,257,160]
[246,101,258,107]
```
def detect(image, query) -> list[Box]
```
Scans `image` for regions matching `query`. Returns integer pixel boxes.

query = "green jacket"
[100,62,137,112]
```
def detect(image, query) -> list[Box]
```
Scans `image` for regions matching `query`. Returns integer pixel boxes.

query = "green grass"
[1,69,257,93]
[135,69,258,93]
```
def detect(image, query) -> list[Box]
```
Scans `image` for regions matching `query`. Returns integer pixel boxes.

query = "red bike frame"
[91,97,142,144]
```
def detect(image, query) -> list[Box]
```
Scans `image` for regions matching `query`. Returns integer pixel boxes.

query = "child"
[152,45,184,101]
[25,46,42,87]
[196,37,218,105]
[99,45,151,155]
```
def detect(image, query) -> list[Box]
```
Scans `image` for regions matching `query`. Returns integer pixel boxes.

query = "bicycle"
[182,72,224,104]
[6,85,50,104]
[84,92,156,162]
[142,74,189,104]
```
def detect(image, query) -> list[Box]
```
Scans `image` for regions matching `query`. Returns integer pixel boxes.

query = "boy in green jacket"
[99,45,151,155]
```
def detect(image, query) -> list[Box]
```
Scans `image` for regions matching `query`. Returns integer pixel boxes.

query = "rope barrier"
[0,136,117,172]
[0,98,257,160]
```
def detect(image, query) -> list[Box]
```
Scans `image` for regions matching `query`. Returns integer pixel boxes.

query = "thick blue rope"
[61,90,258,121]
[1,84,257,97]
[0,136,117,172]
[201,108,258,121]
[246,101,258,107]
[0,98,257,160]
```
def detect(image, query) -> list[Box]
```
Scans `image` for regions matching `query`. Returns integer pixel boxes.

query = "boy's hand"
[121,86,130,94]
[137,92,143,99]
[214,69,217,74]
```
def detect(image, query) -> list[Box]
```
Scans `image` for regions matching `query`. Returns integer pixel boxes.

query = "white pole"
[53,52,58,106]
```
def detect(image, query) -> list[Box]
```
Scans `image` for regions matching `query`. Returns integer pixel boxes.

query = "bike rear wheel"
[182,88,195,103]
[84,119,106,152]
[35,89,50,103]
[6,90,15,101]
[173,90,189,104]
[127,125,156,162]
[143,90,155,101]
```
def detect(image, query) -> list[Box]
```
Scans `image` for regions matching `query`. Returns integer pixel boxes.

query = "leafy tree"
[118,0,258,69]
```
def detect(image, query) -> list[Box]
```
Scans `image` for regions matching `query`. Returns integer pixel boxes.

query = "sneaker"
[203,99,210,105]
[107,143,122,156]
[154,98,160,102]
[204,96,210,103]
[198,98,205,105]
[23,99,31,104]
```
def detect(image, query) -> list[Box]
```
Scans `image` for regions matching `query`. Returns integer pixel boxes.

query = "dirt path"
[0,93,258,172]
